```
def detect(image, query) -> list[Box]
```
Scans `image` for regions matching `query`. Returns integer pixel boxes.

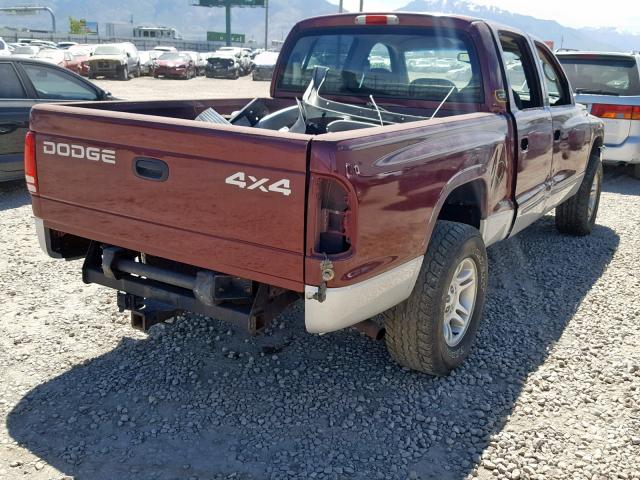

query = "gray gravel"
[1,109,639,478]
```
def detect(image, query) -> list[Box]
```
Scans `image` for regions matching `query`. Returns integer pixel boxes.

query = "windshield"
[255,52,278,65]
[36,49,62,60]
[278,27,482,103]
[158,53,185,61]
[94,46,124,56]
[558,55,640,96]
[14,46,37,55]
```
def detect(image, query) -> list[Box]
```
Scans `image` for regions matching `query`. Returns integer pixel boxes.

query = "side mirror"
[126,52,131,58]
[457,52,470,63]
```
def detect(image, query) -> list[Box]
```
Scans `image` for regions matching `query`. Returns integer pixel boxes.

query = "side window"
[499,33,543,110]
[536,46,571,106]
[368,43,391,72]
[22,63,98,100]
[0,63,27,99]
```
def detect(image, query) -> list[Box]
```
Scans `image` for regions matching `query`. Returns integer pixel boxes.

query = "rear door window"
[0,63,27,99]
[21,63,98,100]
[536,46,571,106]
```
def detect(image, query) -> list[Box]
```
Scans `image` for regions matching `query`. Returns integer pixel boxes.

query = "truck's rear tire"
[384,221,488,375]
[555,153,602,236]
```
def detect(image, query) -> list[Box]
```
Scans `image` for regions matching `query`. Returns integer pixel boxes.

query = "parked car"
[216,47,251,74]
[557,51,640,179]
[29,40,58,49]
[182,51,206,76]
[57,41,78,50]
[138,51,154,76]
[0,57,111,182]
[153,52,196,79]
[153,46,178,53]
[88,43,140,80]
[26,13,604,375]
[0,37,10,56]
[252,51,278,81]
[68,44,95,76]
[35,48,80,74]
[11,45,40,58]
[205,52,241,79]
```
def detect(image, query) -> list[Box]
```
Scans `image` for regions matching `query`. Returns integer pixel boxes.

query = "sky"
[326,0,640,33]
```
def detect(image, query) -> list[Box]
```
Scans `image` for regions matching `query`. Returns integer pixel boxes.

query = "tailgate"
[30,104,311,291]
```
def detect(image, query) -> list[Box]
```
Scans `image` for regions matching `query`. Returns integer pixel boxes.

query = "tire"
[633,164,640,180]
[384,221,488,375]
[555,152,603,236]
[120,65,129,81]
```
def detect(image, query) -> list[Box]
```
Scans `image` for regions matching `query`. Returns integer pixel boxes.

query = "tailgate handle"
[134,158,169,182]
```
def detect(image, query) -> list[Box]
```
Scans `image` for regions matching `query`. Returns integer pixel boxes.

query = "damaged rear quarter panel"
[306,112,513,287]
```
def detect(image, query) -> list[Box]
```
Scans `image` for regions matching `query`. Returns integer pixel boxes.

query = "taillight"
[591,104,640,120]
[355,15,400,25]
[24,131,38,194]
[313,178,352,255]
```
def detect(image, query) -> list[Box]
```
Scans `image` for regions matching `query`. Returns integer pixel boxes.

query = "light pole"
[359,0,364,11]
[338,0,343,12]
[0,6,56,32]
[264,0,269,49]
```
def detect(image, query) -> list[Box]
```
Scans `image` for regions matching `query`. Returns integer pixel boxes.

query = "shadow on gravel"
[7,218,619,480]
[602,165,640,196]
[0,180,30,212]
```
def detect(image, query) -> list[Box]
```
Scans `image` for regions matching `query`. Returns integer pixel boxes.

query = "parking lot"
[92,75,271,101]
[0,78,639,480]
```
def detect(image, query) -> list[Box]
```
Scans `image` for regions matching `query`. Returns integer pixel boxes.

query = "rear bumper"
[304,256,423,334]
[603,136,640,164]
[0,154,23,182]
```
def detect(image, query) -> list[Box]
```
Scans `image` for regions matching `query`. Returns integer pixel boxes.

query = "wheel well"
[437,180,485,229]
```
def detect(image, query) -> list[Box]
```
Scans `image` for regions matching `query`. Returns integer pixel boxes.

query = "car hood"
[89,55,126,63]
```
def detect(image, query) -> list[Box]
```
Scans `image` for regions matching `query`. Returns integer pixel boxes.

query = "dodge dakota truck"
[26,13,604,374]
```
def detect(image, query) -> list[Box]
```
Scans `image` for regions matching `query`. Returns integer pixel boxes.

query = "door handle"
[134,158,169,182]
[554,129,562,141]
[520,137,529,152]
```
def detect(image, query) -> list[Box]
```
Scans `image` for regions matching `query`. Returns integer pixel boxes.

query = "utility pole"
[225,1,232,46]
[264,0,269,50]
[338,0,344,13]
[359,0,364,11]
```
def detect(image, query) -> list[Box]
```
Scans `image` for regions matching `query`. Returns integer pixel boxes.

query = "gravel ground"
[92,75,271,101]
[0,76,638,479]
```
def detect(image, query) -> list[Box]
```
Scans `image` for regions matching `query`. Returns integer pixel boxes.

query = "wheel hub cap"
[443,258,478,347]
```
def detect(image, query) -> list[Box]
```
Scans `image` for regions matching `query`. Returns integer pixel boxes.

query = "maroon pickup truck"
[26,13,604,375]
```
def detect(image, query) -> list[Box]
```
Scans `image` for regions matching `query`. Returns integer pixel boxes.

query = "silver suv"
[557,52,640,178]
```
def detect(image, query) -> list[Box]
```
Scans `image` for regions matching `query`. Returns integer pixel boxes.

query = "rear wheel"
[384,221,488,375]
[555,152,602,236]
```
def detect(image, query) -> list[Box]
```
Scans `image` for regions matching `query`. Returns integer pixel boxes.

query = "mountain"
[1,0,639,52]
[399,0,640,52]
[0,0,338,44]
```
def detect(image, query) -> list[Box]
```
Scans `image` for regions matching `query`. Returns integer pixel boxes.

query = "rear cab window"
[536,45,572,106]
[557,54,640,96]
[277,26,484,104]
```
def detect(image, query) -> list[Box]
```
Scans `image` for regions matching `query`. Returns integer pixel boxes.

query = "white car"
[558,52,640,179]
[11,45,41,58]
[183,51,206,75]
[0,37,10,56]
